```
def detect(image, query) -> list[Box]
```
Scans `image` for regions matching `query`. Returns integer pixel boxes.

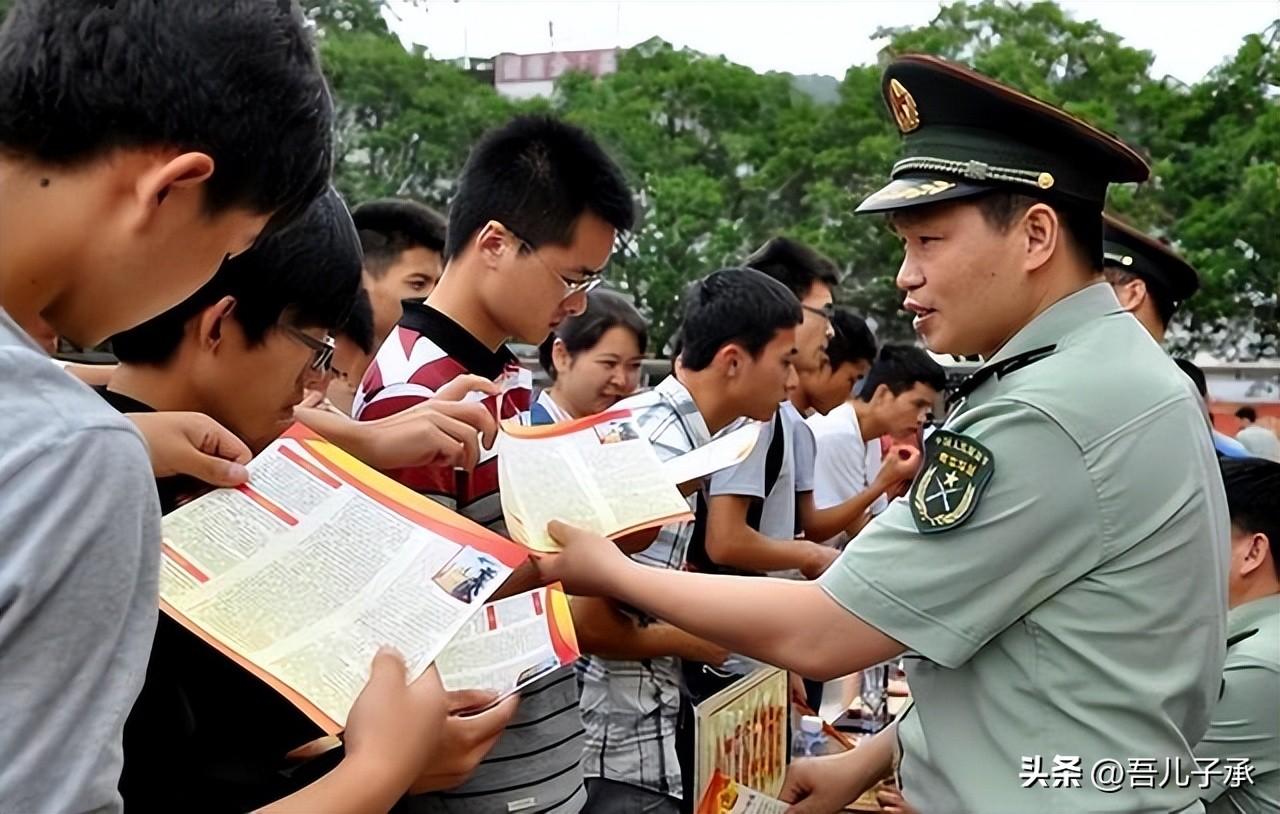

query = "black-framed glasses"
[281,325,335,372]
[504,225,604,300]
[802,303,836,321]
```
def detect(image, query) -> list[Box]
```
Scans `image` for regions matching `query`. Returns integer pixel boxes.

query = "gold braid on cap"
[893,157,1055,191]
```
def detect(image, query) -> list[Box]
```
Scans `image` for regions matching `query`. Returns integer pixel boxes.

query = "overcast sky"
[384,0,1278,84]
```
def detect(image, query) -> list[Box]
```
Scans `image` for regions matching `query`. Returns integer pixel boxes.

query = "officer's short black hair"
[858,344,947,402]
[677,268,802,372]
[339,288,377,356]
[826,310,877,370]
[744,237,841,300]
[112,188,361,365]
[0,0,333,236]
[538,290,648,382]
[1236,406,1258,423]
[1220,457,1280,579]
[972,192,1103,271]
[353,199,447,279]
[445,115,634,262]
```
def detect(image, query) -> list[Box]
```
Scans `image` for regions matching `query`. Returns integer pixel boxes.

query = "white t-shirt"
[708,401,813,542]
[807,401,887,516]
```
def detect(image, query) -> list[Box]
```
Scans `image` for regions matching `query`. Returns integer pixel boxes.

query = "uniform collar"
[986,282,1123,367]
[1228,593,1280,639]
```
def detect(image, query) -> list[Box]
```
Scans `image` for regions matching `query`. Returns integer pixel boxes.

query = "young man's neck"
[0,159,77,337]
[108,361,204,414]
[851,398,883,442]
[426,259,508,352]
[677,367,740,436]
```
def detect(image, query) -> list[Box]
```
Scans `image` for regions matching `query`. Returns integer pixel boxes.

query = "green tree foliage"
[314,0,1275,355]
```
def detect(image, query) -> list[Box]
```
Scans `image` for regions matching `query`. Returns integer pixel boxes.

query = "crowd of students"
[0,3,1276,814]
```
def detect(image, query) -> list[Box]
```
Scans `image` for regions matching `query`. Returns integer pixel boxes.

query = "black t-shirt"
[95,388,333,812]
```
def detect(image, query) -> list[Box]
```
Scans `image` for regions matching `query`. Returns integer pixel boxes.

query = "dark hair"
[0,1,333,234]
[858,344,947,402]
[1104,266,1177,327]
[677,268,802,372]
[744,237,841,299]
[826,309,878,370]
[1174,358,1207,398]
[445,115,634,261]
[1220,457,1280,579]
[353,198,447,278]
[973,191,1103,271]
[338,287,377,356]
[112,187,362,364]
[538,290,648,381]
[1236,406,1258,423]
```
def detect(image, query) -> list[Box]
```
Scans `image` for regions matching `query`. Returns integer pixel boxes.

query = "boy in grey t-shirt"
[0,311,161,813]
[0,3,403,811]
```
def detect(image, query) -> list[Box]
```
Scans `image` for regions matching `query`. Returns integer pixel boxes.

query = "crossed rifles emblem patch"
[910,430,995,534]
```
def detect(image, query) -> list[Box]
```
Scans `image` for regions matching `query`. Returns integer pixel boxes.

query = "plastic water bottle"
[792,714,827,758]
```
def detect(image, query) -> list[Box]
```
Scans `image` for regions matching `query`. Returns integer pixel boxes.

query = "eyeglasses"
[507,228,604,300]
[802,303,836,321]
[281,325,336,372]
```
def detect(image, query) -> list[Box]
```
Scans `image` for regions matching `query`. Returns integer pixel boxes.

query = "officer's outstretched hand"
[535,520,632,597]
[780,752,865,814]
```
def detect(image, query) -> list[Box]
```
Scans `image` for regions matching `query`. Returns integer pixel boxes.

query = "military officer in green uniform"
[1102,214,1200,345]
[534,54,1229,813]
[1195,458,1280,814]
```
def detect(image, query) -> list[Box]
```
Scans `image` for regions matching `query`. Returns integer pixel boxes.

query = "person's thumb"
[186,415,251,486]
[546,520,578,546]
[446,688,500,714]
[368,646,409,690]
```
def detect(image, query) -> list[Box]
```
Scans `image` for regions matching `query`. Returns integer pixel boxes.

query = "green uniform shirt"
[1197,594,1280,814]
[821,283,1230,813]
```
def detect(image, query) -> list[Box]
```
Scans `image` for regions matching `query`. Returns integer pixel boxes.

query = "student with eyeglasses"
[354,114,636,814]
[97,187,516,812]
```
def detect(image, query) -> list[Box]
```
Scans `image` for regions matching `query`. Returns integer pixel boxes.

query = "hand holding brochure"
[437,584,580,704]
[158,424,528,734]
[497,410,695,552]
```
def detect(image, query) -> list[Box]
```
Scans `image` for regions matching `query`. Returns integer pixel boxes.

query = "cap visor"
[855,176,991,214]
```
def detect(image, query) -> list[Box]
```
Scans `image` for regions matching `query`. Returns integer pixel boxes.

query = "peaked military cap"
[857,55,1150,213]
[1103,214,1200,304]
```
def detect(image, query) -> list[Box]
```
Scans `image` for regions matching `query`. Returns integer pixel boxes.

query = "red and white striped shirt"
[354,302,531,532]
[353,302,587,814]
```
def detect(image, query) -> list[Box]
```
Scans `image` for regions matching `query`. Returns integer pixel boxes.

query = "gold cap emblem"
[888,79,920,133]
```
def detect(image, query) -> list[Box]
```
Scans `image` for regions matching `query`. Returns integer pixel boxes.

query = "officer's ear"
[1020,203,1059,275]
[1111,276,1148,314]
[1240,531,1271,578]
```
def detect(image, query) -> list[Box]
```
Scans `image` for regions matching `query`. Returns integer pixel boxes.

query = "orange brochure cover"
[158,423,529,735]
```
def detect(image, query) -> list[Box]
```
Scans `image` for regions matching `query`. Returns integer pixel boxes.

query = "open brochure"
[159,424,528,734]
[662,420,762,488]
[497,409,696,552]
[437,584,580,704]
[694,667,790,802]
[697,771,788,814]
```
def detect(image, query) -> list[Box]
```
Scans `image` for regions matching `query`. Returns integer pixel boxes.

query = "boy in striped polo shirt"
[355,115,635,814]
